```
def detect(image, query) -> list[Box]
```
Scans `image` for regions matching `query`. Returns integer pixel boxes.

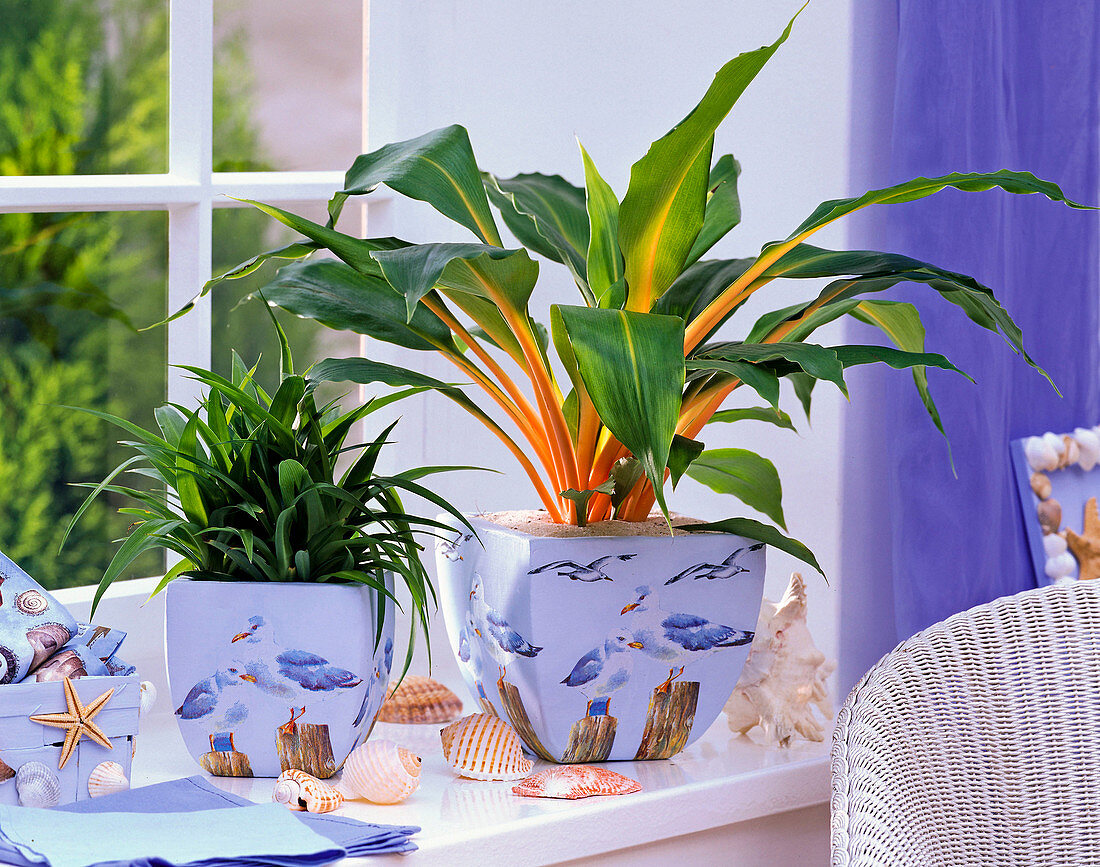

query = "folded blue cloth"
[0,551,78,683]
[55,776,419,859]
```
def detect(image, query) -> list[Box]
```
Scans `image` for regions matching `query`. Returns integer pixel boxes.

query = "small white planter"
[165,578,394,778]
[437,516,765,762]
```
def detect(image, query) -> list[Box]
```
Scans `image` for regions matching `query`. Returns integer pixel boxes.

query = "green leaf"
[654,257,753,324]
[680,517,823,577]
[578,142,623,299]
[555,306,685,523]
[610,458,644,513]
[789,372,815,421]
[686,154,742,264]
[667,434,704,488]
[559,479,615,528]
[831,344,971,379]
[618,5,803,311]
[690,341,848,396]
[336,125,502,245]
[175,416,209,526]
[206,240,319,290]
[708,406,796,431]
[685,448,786,529]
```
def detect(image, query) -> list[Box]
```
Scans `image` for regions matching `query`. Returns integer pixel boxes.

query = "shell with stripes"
[272,768,345,813]
[440,713,533,781]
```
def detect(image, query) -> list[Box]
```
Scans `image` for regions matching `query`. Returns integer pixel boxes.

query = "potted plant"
[187,9,1092,761]
[67,320,472,777]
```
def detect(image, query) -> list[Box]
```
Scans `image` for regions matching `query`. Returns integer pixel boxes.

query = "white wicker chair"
[831,581,1100,866]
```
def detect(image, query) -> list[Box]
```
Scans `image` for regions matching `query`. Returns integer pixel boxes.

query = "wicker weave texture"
[831,581,1100,866]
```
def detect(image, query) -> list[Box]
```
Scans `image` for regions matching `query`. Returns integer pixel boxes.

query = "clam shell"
[273,769,344,813]
[88,760,129,798]
[15,590,48,615]
[440,713,533,781]
[1030,472,1052,501]
[16,761,61,808]
[512,765,642,800]
[377,675,463,724]
[1038,499,1062,535]
[1076,428,1100,472]
[139,681,157,718]
[340,739,421,804]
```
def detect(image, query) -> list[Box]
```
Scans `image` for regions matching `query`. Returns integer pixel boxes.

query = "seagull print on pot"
[621,586,754,692]
[527,554,638,583]
[175,667,252,751]
[663,543,765,585]
[469,574,542,678]
[561,627,643,716]
[439,533,474,562]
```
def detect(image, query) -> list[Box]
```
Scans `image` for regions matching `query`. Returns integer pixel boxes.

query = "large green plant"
[193,8,1092,573]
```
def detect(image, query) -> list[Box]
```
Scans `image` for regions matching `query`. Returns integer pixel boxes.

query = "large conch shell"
[272,768,344,813]
[15,761,61,808]
[440,713,533,781]
[725,573,835,747]
[339,739,421,804]
[88,760,129,798]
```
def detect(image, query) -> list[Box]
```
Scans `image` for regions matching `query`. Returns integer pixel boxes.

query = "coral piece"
[377,675,462,724]
[440,713,533,781]
[88,761,129,798]
[1030,473,1052,500]
[272,768,344,813]
[512,765,642,800]
[1038,499,1062,535]
[28,676,115,769]
[339,739,421,804]
[1067,497,1100,581]
[724,573,835,748]
[15,762,61,808]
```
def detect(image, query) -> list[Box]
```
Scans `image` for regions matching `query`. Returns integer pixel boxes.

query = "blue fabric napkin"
[55,776,419,859]
[0,551,78,684]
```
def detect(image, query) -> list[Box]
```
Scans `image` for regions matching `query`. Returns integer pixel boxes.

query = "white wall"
[366,0,853,680]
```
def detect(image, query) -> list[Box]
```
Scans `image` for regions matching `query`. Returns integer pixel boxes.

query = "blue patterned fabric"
[0,551,78,684]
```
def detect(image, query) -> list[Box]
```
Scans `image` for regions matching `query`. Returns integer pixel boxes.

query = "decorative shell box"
[0,550,142,807]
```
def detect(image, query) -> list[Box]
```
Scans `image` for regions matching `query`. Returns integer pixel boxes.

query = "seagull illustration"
[621,586,754,692]
[175,667,252,751]
[353,636,394,728]
[527,554,637,582]
[439,533,474,562]
[664,543,765,585]
[469,574,542,678]
[561,627,642,716]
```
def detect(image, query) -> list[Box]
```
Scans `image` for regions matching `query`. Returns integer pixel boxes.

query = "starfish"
[29,676,114,769]
[1067,497,1100,581]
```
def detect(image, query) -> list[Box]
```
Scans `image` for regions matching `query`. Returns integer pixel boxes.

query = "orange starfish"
[1067,497,1100,582]
[29,676,114,769]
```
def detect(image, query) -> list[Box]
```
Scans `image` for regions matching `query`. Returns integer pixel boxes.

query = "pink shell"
[512,765,642,800]
[440,713,533,781]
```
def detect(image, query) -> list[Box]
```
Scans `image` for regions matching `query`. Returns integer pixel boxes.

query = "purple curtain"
[841,1,1100,689]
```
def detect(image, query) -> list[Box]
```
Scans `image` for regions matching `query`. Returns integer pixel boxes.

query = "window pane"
[0,0,169,175]
[0,211,167,590]
[213,1,363,172]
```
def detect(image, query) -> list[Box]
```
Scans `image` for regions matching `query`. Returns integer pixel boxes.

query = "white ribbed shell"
[440,713,532,781]
[340,739,421,804]
[16,761,61,808]
[88,761,129,798]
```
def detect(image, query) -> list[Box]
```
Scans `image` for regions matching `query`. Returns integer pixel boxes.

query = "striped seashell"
[340,739,421,804]
[15,590,49,615]
[139,681,157,718]
[88,761,129,798]
[440,713,532,781]
[512,765,642,800]
[16,761,61,808]
[273,769,344,813]
[377,675,462,724]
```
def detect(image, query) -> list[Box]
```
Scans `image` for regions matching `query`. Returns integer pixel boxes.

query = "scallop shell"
[512,765,642,800]
[1076,428,1100,472]
[377,675,463,724]
[1024,436,1059,472]
[273,769,344,813]
[340,739,421,804]
[88,760,129,798]
[15,590,49,615]
[1045,551,1078,580]
[139,681,157,718]
[1038,499,1062,535]
[1030,472,1052,501]
[16,761,61,808]
[440,713,533,781]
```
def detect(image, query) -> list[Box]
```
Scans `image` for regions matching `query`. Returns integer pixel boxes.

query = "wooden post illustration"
[475,680,499,717]
[200,751,254,777]
[277,722,337,779]
[497,677,556,761]
[633,681,700,760]
[561,714,617,763]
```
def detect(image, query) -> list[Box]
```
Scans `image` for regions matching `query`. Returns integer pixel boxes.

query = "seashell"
[1076,428,1100,472]
[1045,552,1078,581]
[139,681,157,718]
[440,713,533,781]
[1043,533,1068,557]
[16,761,61,808]
[1024,436,1059,472]
[88,760,129,798]
[1062,435,1080,468]
[1030,472,1052,501]
[15,590,48,615]
[1056,575,1078,587]
[512,765,642,800]
[377,675,462,724]
[340,739,421,804]
[1044,431,1065,457]
[1038,499,1062,535]
[273,769,343,813]
[0,757,14,783]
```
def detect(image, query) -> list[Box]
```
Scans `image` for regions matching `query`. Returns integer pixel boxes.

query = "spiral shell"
[340,739,421,804]
[16,761,61,808]
[273,769,344,813]
[440,713,533,781]
[15,590,48,615]
[377,675,462,724]
[88,761,129,798]
[139,681,157,718]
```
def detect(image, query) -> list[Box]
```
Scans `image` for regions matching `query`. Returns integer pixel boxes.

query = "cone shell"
[340,739,421,804]
[273,769,344,813]
[377,675,463,724]
[16,761,61,808]
[88,760,129,798]
[440,713,533,781]
[512,765,642,800]
[139,681,157,718]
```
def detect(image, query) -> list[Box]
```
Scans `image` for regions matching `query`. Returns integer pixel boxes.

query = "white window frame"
[0,0,369,407]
